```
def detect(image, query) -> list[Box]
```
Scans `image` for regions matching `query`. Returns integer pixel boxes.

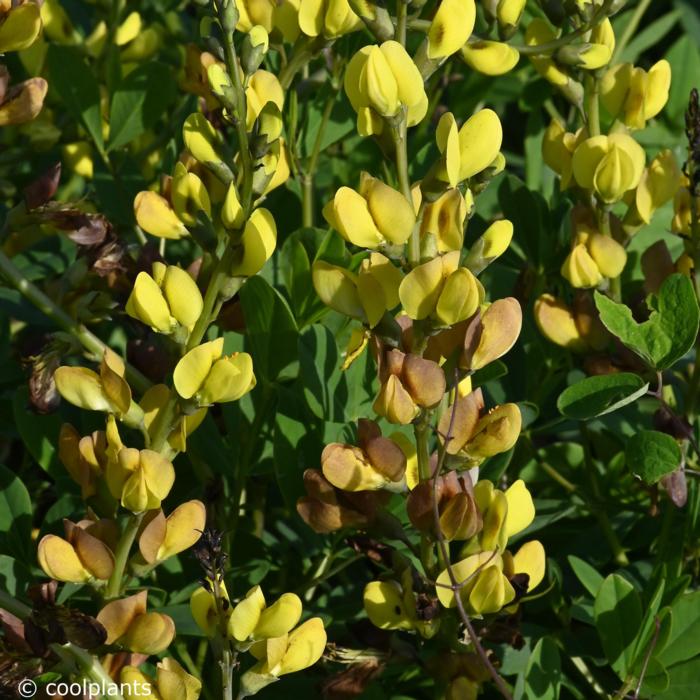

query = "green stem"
[414,416,431,482]
[396,0,407,45]
[105,513,144,599]
[586,75,600,137]
[391,119,417,264]
[302,175,314,228]
[278,37,318,90]
[0,249,150,393]
[52,643,125,700]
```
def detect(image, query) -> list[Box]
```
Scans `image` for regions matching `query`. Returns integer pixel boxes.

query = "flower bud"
[38,520,115,583]
[345,40,428,136]
[534,294,587,351]
[0,2,42,53]
[427,0,475,60]
[298,0,362,38]
[560,243,603,288]
[296,468,388,532]
[556,42,611,70]
[242,25,269,74]
[321,421,406,491]
[461,40,519,76]
[0,77,48,126]
[98,591,175,655]
[572,133,645,203]
[134,190,188,240]
[435,550,505,610]
[222,182,245,229]
[586,232,626,279]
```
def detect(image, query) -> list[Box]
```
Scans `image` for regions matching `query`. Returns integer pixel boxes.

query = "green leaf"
[12,387,62,477]
[0,555,31,597]
[47,45,104,151]
[665,35,700,123]
[625,430,681,484]
[595,274,700,369]
[568,555,605,597]
[619,10,681,63]
[108,62,177,151]
[557,373,649,420]
[657,591,700,667]
[524,637,561,700]
[594,574,643,678]
[239,277,299,383]
[0,466,32,563]
[654,657,700,700]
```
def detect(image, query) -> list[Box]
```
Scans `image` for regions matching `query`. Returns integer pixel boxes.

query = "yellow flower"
[171,162,212,226]
[0,1,42,53]
[38,520,114,583]
[417,187,470,252]
[525,19,570,87]
[572,133,645,203]
[247,617,327,676]
[228,586,303,642]
[138,501,206,565]
[231,208,277,277]
[427,0,475,60]
[601,60,671,129]
[54,350,139,421]
[105,448,175,513]
[399,252,476,323]
[98,591,175,655]
[542,120,586,189]
[534,294,587,351]
[173,338,256,406]
[121,659,202,700]
[236,0,276,32]
[561,243,603,288]
[461,40,519,76]
[635,149,681,224]
[298,0,362,38]
[183,113,223,167]
[134,191,188,240]
[363,580,414,630]
[344,40,428,136]
[497,0,526,29]
[312,253,403,327]
[126,263,203,334]
[246,69,284,130]
[323,172,415,248]
[435,110,503,187]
